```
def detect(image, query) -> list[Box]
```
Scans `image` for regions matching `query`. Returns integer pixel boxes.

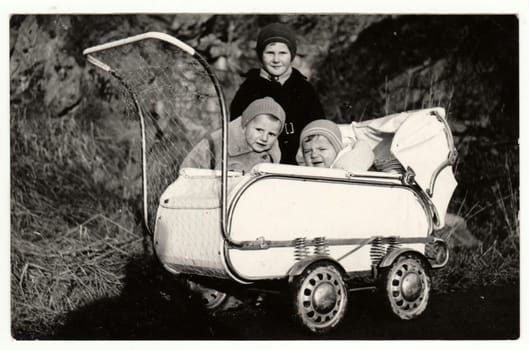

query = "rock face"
[11,16,83,117]
[10,14,519,244]
[314,15,518,126]
[11,15,517,128]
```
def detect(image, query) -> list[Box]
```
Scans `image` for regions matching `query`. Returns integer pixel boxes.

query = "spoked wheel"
[381,253,431,320]
[187,281,228,310]
[291,261,348,333]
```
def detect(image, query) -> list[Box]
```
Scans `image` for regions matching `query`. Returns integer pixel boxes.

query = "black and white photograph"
[6,0,524,345]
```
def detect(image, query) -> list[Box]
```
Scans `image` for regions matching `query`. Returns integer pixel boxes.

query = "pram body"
[83,32,457,334]
[154,107,457,332]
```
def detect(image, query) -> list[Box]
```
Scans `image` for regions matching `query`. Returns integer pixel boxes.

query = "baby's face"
[243,114,282,153]
[302,135,337,168]
[261,42,292,78]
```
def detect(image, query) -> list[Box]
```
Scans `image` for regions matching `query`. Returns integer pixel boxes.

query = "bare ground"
[26,257,519,341]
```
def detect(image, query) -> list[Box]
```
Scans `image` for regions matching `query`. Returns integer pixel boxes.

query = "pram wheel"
[186,280,228,310]
[290,261,348,333]
[380,253,431,320]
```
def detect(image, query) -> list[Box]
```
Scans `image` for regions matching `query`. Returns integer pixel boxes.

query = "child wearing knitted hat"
[298,119,374,172]
[182,97,286,173]
[230,22,324,165]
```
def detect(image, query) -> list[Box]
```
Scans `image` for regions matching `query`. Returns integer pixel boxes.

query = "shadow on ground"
[53,255,220,340]
[51,253,520,340]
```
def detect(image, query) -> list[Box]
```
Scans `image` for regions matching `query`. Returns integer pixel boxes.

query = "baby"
[182,97,285,174]
[298,119,374,172]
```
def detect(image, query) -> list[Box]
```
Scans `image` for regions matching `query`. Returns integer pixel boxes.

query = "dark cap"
[256,22,297,61]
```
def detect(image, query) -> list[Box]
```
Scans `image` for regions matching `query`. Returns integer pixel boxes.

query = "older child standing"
[230,22,324,165]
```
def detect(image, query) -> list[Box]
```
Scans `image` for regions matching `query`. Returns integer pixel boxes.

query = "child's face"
[302,135,338,168]
[261,42,292,77]
[243,114,282,153]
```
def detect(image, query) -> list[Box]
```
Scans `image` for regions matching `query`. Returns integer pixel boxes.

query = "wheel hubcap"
[187,281,227,309]
[313,282,337,313]
[202,289,226,309]
[401,272,422,301]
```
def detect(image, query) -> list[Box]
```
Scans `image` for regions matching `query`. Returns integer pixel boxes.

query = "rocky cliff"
[10,14,519,242]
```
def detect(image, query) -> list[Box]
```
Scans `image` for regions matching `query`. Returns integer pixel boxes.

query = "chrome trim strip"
[234,236,433,251]
[429,237,450,269]
[425,110,458,197]
[83,31,195,56]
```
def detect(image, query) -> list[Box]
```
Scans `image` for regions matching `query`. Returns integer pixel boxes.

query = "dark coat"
[230,68,325,164]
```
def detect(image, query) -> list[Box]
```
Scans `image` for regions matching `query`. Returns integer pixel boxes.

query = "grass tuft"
[11,214,148,339]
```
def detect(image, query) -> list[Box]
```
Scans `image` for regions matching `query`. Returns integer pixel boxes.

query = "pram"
[84,32,457,334]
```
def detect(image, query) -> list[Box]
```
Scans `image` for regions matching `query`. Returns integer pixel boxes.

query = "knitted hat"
[300,119,344,154]
[241,97,286,131]
[256,22,297,60]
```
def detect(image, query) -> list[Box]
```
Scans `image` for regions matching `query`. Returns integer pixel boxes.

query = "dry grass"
[433,151,519,293]
[11,102,519,338]
[10,42,519,340]
[11,213,149,339]
[10,100,149,338]
[433,238,519,293]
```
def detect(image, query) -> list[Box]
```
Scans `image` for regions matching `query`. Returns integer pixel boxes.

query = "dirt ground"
[45,258,519,340]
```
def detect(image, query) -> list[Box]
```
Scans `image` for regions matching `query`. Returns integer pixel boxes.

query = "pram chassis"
[84,32,456,334]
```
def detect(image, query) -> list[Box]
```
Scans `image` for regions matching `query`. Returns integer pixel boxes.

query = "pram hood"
[339,107,458,228]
